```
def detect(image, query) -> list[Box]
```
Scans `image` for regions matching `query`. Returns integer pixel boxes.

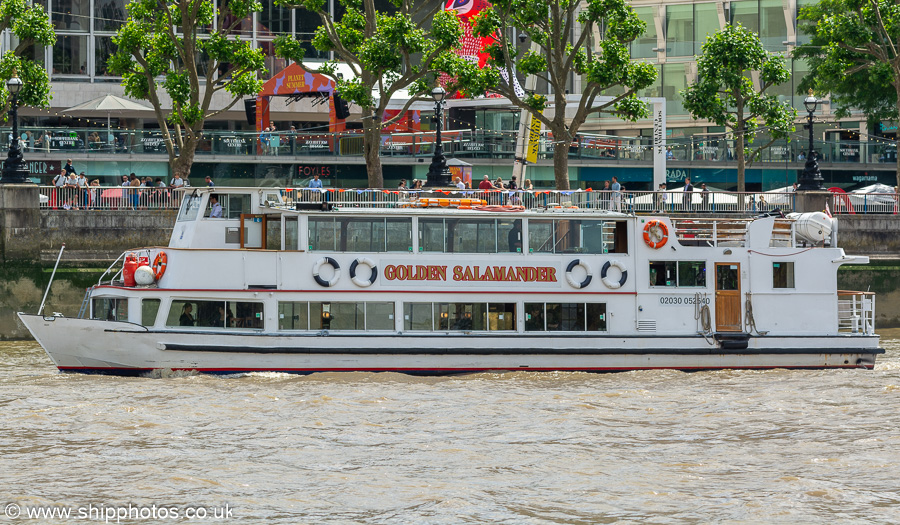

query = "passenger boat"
[19,187,883,374]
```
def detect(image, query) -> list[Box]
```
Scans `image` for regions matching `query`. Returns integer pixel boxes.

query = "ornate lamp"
[0,70,30,184]
[797,90,824,191]
[425,86,450,187]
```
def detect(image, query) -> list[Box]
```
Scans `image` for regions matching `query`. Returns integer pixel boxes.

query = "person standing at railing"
[270,124,281,156]
[62,171,79,210]
[454,177,465,190]
[700,183,709,212]
[308,173,323,189]
[601,180,610,210]
[50,169,66,209]
[682,177,694,211]
[611,177,621,211]
[89,179,101,209]
[77,172,89,208]
[655,182,667,212]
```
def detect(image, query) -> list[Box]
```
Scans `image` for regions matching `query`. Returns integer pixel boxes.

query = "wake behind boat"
[19,187,883,374]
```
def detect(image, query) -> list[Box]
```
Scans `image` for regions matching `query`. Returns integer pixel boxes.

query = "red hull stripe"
[57,365,873,372]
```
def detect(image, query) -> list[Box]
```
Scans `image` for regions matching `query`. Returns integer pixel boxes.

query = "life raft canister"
[349,257,378,287]
[643,220,669,249]
[313,257,341,287]
[123,252,138,287]
[600,260,628,289]
[565,259,592,289]
[152,251,168,281]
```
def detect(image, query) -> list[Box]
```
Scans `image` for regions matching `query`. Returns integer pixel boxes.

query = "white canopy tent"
[64,94,154,144]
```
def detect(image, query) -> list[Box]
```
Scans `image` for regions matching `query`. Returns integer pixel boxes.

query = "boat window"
[436,303,486,330]
[222,194,250,219]
[649,261,706,287]
[488,303,517,330]
[309,217,340,251]
[165,300,264,329]
[678,261,707,287]
[773,262,795,288]
[417,218,522,254]
[278,301,394,330]
[309,217,412,252]
[403,302,434,330]
[284,216,299,250]
[366,302,396,330]
[142,299,160,326]
[419,218,445,252]
[312,302,364,330]
[92,297,128,321]
[278,301,309,330]
[342,218,412,252]
[176,192,201,222]
[524,302,607,331]
[528,219,622,254]
[402,303,515,331]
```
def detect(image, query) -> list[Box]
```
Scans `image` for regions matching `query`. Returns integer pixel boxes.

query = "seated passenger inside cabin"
[507,220,522,252]
[179,304,195,326]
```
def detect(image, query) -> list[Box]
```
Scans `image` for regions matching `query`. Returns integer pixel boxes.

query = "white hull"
[19,315,883,374]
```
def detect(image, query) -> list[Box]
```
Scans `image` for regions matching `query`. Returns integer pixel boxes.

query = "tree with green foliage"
[445,0,657,190]
[0,0,55,116]
[794,0,900,187]
[274,0,462,188]
[682,24,796,193]
[109,0,267,179]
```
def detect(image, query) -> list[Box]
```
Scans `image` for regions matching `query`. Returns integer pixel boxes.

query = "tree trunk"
[171,139,198,181]
[362,111,384,188]
[735,124,746,193]
[552,140,570,190]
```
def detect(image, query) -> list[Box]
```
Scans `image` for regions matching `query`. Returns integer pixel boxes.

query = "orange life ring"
[643,220,669,249]
[152,251,168,280]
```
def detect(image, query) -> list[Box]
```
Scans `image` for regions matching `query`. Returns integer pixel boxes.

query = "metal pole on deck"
[38,244,66,316]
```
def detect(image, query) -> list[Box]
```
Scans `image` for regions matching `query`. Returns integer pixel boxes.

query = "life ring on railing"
[643,220,669,249]
[313,257,341,287]
[349,257,377,287]
[565,259,592,289]
[152,251,167,281]
[600,260,627,289]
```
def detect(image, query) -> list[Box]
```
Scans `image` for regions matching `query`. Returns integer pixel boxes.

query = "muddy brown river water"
[1,336,899,523]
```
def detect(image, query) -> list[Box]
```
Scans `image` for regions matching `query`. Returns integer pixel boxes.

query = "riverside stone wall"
[40,209,176,263]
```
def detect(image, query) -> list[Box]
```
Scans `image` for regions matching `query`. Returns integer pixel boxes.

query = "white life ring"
[349,257,378,287]
[565,259,592,289]
[313,257,341,287]
[601,260,628,289]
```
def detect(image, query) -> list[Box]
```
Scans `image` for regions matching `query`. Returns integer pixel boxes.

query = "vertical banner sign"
[526,112,542,164]
[653,102,666,188]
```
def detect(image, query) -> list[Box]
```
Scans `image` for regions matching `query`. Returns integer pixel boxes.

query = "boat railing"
[837,291,876,335]
[97,248,155,286]
[670,218,795,247]
[283,188,798,214]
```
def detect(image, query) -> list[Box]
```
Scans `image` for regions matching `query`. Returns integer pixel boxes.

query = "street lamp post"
[0,71,29,184]
[797,90,824,191]
[426,86,450,187]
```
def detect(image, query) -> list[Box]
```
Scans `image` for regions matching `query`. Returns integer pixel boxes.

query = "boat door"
[715,263,741,331]
[240,214,267,249]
